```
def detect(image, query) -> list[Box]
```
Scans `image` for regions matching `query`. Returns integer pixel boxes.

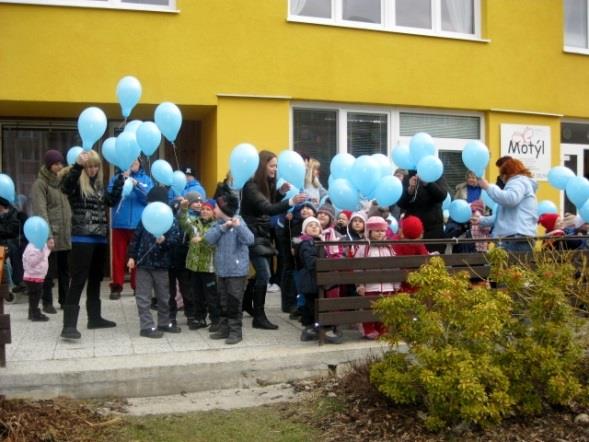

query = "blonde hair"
[79,150,103,199]
[304,158,321,189]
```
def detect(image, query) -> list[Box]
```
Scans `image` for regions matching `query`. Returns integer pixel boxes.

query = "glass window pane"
[293,109,337,187]
[121,0,169,5]
[347,113,387,157]
[291,0,332,19]
[400,113,480,139]
[343,0,381,24]
[396,0,432,29]
[561,122,589,144]
[565,0,588,47]
[441,0,474,34]
[439,151,468,195]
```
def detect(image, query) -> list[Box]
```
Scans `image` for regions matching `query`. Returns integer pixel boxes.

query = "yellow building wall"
[200,108,217,195]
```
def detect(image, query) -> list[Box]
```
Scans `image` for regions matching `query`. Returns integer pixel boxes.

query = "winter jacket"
[108,168,153,230]
[184,179,207,199]
[204,216,254,277]
[354,243,399,294]
[240,179,290,242]
[0,206,19,246]
[22,243,51,282]
[128,220,181,270]
[479,175,538,238]
[179,208,216,273]
[61,164,124,238]
[296,236,319,295]
[454,182,482,203]
[31,166,72,251]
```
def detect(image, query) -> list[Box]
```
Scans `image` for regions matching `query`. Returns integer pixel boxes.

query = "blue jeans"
[250,254,271,289]
[499,236,533,253]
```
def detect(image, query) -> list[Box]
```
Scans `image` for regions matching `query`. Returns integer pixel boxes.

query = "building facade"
[1,0,589,212]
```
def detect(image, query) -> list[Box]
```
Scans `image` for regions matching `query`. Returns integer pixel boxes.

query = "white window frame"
[287,0,486,42]
[0,0,178,13]
[289,101,484,158]
[564,0,589,55]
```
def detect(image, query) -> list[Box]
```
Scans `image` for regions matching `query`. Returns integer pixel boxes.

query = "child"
[537,213,583,250]
[127,187,182,338]
[393,216,429,294]
[179,198,219,331]
[22,239,54,321]
[204,191,254,345]
[0,196,20,296]
[355,216,398,340]
[295,216,323,341]
[346,211,367,241]
[335,210,352,236]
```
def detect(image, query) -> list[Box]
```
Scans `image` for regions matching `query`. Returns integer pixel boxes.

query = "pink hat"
[365,216,388,231]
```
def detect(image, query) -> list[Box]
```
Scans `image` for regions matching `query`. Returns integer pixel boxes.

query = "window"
[289,0,480,39]
[565,0,589,50]
[347,113,387,157]
[0,0,176,12]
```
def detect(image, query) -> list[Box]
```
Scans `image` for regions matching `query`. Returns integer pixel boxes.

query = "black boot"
[252,285,279,330]
[28,289,48,322]
[87,297,116,329]
[242,278,255,317]
[61,305,81,339]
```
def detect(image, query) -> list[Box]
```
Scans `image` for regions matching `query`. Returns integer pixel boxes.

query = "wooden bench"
[0,247,12,367]
[314,238,589,345]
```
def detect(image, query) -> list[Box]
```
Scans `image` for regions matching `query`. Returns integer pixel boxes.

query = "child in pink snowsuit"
[22,239,54,321]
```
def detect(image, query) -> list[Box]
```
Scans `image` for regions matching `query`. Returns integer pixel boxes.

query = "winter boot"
[242,278,255,317]
[28,289,48,322]
[87,297,116,329]
[252,285,279,330]
[61,305,81,339]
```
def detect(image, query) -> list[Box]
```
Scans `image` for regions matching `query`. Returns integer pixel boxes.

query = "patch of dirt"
[0,396,126,442]
[286,360,589,442]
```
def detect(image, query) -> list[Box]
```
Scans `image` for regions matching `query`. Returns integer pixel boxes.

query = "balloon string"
[172,141,180,170]
[114,196,125,216]
[135,241,158,266]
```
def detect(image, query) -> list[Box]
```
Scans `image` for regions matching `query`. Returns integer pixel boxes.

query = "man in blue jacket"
[108,159,154,299]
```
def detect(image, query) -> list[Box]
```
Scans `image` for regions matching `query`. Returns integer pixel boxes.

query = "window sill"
[287,16,490,43]
[0,0,178,13]
[563,46,589,56]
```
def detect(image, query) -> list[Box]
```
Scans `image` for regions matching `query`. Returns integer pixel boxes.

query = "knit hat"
[470,200,484,213]
[44,149,65,168]
[317,203,335,223]
[339,210,353,221]
[147,186,169,204]
[302,216,321,234]
[298,200,317,215]
[181,166,194,176]
[538,213,559,232]
[185,191,202,205]
[0,196,10,207]
[216,192,239,217]
[201,199,215,211]
[401,216,424,239]
[365,216,388,232]
[349,211,367,223]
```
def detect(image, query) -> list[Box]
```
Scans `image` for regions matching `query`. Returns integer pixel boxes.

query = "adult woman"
[31,149,72,313]
[60,151,124,340]
[240,150,306,330]
[454,171,482,203]
[473,157,538,252]
[108,158,153,300]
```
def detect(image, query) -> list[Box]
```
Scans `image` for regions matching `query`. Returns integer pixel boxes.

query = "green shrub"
[370,249,588,431]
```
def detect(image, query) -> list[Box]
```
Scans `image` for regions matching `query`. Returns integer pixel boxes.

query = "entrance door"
[561,144,589,214]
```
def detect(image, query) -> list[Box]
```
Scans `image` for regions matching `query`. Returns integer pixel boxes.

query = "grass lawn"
[103,405,319,442]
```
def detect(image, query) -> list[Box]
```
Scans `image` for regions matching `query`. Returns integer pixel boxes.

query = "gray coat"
[31,166,72,251]
[204,216,254,278]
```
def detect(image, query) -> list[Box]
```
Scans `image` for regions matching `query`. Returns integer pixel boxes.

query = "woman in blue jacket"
[108,159,153,299]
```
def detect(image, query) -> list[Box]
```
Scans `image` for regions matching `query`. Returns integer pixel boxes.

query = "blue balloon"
[78,107,107,151]
[171,170,187,194]
[66,146,83,166]
[351,155,380,197]
[230,143,259,190]
[0,173,16,203]
[566,176,589,207]
[581,199,589,223]
[449,199,472,223]
[122,178,134,198]
[330,153,356,179]
[329,178,360,211]
[283,186,300,201]
[481,190,497,211]
[548,166,575,190]
[154,102,182,143]
[387,215,399,234]
[409,132,436,165]
[537,200,558,216]
[142,202,173,237]
[277,150,305,190]
[115,131,141,171]
[374,175,403,207]
[124,119,143,134]
[136,122,162,157]
[462,141,489,178]
[116,76,142,118]
[24,216,49,249]
[391,143,415,170]
[442,193,451,210]
[152,159,174,186]
[101,137,118,166]
[372,153,393,177]
[416,155,443,183]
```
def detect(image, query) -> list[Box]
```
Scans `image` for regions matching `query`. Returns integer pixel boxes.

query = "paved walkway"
[0,284,384,399]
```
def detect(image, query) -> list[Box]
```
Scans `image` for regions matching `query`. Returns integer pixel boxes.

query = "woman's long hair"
[499,158,532,180]
[79,150,103,199]
[304,158,321,189]
[252,150,276,200]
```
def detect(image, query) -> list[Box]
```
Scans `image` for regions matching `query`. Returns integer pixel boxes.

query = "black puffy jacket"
[61,164,123,237]
[240,179,290,240]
